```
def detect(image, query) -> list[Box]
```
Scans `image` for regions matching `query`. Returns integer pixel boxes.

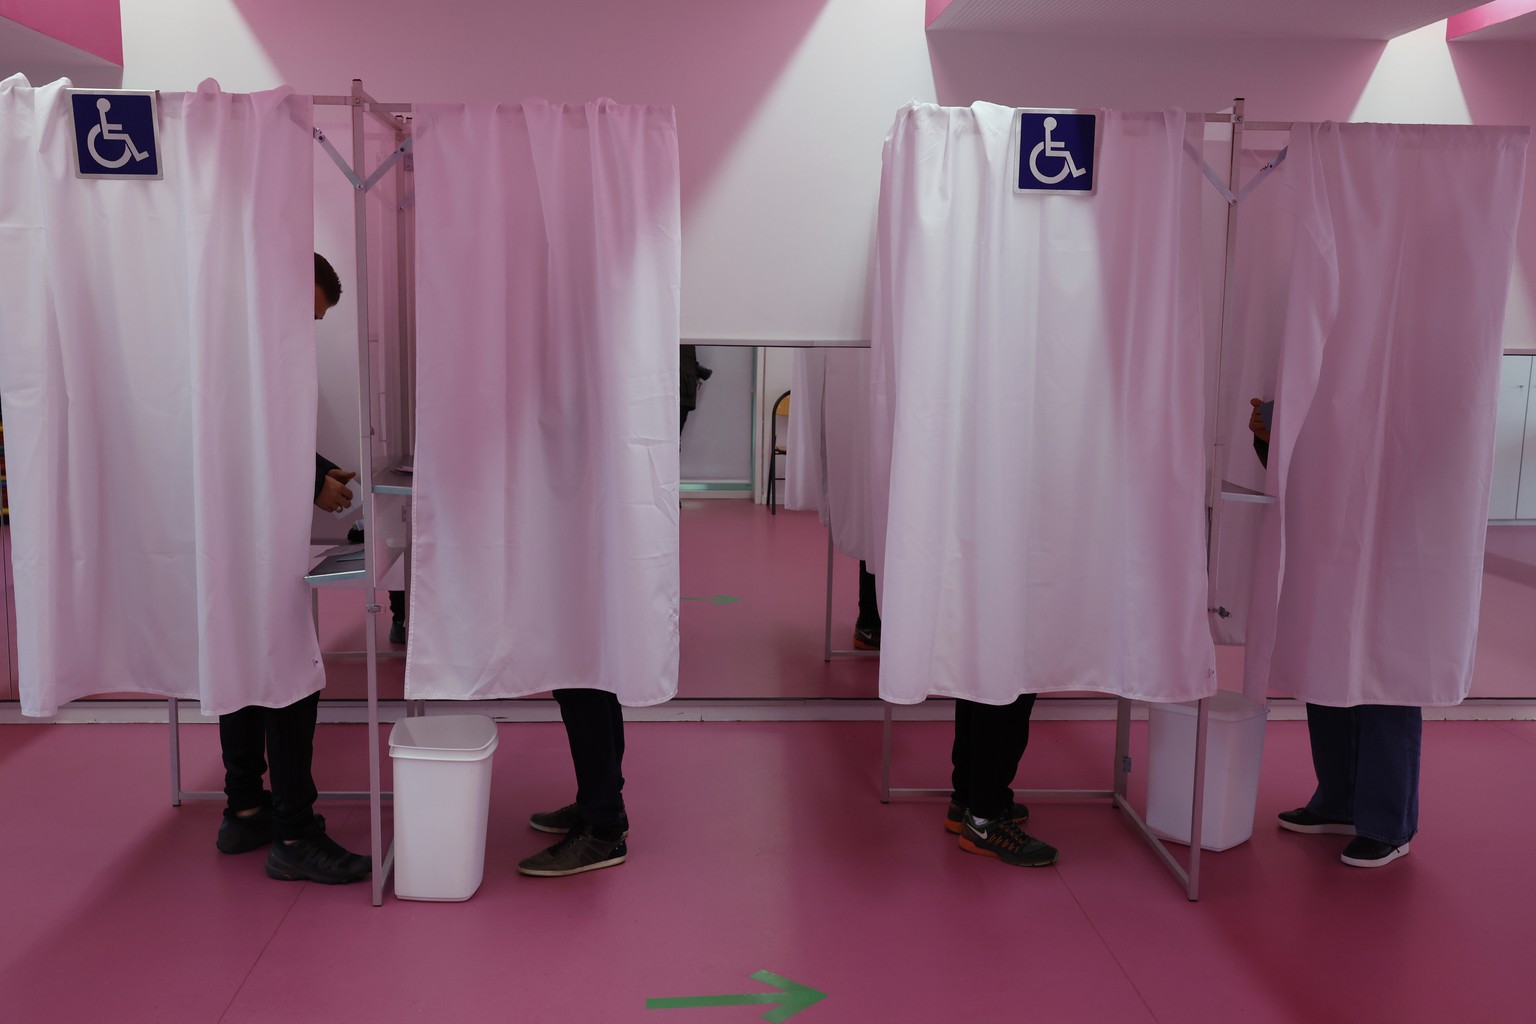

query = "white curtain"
[1242,123,1530,708]
[870,102,1216,705]
[1207,147,1297,645]
[787,348,876,561]
[0,77,322,717]
[406,100,680,706]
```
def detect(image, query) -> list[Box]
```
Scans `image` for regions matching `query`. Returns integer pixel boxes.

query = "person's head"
[314,252,342,320]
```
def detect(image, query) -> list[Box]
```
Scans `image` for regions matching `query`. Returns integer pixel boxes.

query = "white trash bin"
[389,715,499,901]
[1146,691,1268,852]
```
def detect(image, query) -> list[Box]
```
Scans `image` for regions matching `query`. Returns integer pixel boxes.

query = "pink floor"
[2,717,1534,1023]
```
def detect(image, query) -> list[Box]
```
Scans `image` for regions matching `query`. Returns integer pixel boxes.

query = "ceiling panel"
[927,0,1490,40]
[1453,10,1536,38]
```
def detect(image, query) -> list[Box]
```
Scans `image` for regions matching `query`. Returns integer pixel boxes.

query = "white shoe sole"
[1341,842,1410,868]
[517,853,627,877]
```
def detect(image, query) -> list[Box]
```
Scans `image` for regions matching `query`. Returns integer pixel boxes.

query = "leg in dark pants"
[951,694,1037,820]
[219,691,322,840]
[219,706,270,816]
[553,687,628,833]
[1304,703,1421,847]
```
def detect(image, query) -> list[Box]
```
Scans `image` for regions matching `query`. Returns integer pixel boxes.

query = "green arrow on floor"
[680,594,742,605]
[646,970,827,1022]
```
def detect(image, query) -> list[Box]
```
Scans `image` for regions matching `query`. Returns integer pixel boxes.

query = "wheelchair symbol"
[87,98,150,170]
[1028,116,1087,185]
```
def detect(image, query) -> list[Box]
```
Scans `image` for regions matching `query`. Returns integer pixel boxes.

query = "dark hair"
[314,252,342,306]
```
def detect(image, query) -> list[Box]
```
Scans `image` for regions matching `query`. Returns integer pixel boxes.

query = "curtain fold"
[788,348,875,561]
[1242,122,1530,708]
[869,102,1216,705]
[0,76,321,717]
[406,100,680,706]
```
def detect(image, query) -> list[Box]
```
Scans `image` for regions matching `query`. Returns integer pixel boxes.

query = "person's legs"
[216,705,273,853]
[551,687,627,830]
[263,691,322,840]
[854,562,880,649]
[520,688,629,877]
[1303,703,1358,822]
[220,704,269,814]
[261,690,370,884]
[953,695,1055,866]
[955,695,1035,820]
[1349,705,1421,848]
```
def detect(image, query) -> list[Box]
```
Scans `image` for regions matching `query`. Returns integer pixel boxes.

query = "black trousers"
[951,694,1038,820]
[857,561,880,630]
[219,691,321,840]
[554,688,627,831]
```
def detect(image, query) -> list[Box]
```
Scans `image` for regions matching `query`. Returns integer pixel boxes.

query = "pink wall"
[0,0,122,64]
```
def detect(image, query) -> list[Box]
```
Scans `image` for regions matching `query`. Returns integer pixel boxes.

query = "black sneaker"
[388,618,407,645]
[217,806,274,854]
[1340,837,1410,868]
[264,832,371,884]
[528,803,629,837]
[517,824,628,877]
[959,812,1057,867]
[945,800,1028,835]
[1277,807,1355,835]
[217,807,325,854]
[853,625,881,651]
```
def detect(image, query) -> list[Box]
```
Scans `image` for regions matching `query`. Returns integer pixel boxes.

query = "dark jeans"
[219,691,322,840]
[554,688,627,832]
[1304,703,1422,847]
[951,694,1038,820]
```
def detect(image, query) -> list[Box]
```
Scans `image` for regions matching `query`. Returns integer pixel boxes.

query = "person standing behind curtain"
[214,253,370,884]
[679,344,711,432]
[1248,396,1420,868]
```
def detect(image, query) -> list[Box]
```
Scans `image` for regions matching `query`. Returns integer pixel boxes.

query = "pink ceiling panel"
[0,0,121,65]
[926,0,1490,40]
[1447,1,1536,39]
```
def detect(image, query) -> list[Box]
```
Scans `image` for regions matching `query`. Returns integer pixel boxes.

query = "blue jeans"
[1304,703,1422,847]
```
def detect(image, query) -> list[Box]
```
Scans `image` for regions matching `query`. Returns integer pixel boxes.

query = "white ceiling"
[927,0,1493,41]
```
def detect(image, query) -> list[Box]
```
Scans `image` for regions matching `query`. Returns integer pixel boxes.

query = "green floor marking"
[680,595,743,605]
[646,970,827,1022]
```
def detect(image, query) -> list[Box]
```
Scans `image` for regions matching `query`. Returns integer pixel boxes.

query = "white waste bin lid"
[1152,691,1267,722]
[389,715,499,761]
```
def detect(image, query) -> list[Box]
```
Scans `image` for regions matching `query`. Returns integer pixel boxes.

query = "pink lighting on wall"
[926,0,957,27]
[0,0,122,64]
[1447,0,1536,40]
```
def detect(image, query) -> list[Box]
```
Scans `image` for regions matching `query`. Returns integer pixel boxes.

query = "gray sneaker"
[529,803,628,837]
[517,824,627,877]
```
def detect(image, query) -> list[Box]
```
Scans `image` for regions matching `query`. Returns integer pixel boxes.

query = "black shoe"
[1277,807,1354,835]
[945,800,1027,835]
[517,824,627,877]
[853,624,881,651]
[958,811,1057,867]
[264,832,371,884]
[1340,837,1410,868]
[528,803,629,837]
[388,618,407,645]
[218,805,274,854]
[217,807,326,854]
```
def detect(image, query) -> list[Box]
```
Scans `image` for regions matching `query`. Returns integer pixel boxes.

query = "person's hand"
[316,469,356,513]
[1248,398,1271,444]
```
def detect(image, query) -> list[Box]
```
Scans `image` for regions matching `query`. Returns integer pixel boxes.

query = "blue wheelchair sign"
[69,91,162,179]
[1016,110,1097,195]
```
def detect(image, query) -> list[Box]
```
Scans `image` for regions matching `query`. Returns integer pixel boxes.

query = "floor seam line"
[215,882,308,1023]
[1057,872,1164,1023]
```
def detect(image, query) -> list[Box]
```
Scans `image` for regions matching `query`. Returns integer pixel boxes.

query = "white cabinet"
[1492,354,1536,521]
